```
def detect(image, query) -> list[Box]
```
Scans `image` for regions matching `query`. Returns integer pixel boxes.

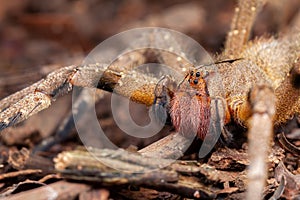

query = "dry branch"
[4,180,91,200]
[246,85,275,200]
[53,147,219,199]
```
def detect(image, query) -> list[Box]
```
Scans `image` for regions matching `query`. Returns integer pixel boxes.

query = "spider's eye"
[196,71,201,77]
[193,79,198,84]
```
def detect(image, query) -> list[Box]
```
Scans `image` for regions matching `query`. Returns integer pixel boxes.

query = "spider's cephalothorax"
[170,70,211,139]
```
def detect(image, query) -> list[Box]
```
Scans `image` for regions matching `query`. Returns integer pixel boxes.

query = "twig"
[138,131,192,159]
[277,132,300,157]
[8,148,54,173]
[246,85,275,200]
[53,147,218,199]
[4,180,91,200]
[0,169,42,181]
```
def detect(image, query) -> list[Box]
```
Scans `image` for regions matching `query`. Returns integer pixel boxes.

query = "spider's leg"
[30,50,145,151]
[246,85,275,200]
[38,51,185,151]
[33,50,149,152]
[224,0,265,58]
[0,61,162,132]
[0,81,43,112]
[0,33,193,132]
[150,75,177,126]
[0,65,78,131]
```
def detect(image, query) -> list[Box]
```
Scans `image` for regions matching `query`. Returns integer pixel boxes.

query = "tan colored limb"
[0,61,162,131]
[224,0,265,58]
[0,49,155,131]
[246,85,275,200]
[0,66,77,131]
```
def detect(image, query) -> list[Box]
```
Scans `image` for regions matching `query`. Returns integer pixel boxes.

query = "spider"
[0,0,299,199]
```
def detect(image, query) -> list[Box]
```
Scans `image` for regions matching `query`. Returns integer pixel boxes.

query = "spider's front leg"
[0,65,78,131]
[0,57,167,132]
[0,63,117,132]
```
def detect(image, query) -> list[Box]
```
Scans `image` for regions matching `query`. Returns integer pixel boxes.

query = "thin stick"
[246,85,275,200]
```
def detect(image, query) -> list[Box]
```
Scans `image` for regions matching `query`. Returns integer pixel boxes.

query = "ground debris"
[275,161,300,199]
[208,147,249,170]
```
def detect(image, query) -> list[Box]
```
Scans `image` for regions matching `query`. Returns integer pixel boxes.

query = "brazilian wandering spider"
[0,0,299,199]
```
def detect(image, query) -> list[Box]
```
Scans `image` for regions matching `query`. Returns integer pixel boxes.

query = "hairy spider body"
[170,70,211,139]
[219,35,300,127]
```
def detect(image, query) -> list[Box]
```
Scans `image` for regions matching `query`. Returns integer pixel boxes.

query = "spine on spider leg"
[0,65,78,131]
[224,0,265,58]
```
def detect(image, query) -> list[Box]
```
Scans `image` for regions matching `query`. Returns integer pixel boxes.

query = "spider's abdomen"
[170,91,211,140]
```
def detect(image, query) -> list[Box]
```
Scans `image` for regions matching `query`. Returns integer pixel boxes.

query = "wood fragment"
[277,132,300,157]
[275,161,300,199]
[53,147,218,198]
[0,169,42,181]
[116,187,176,200]
[79,189,109,200]
[4,180,91,200]
[198,163,247,187]
[1,126,41,146]
[8,148,54,172]
[38,174,61,183]
[138,131,192,159]
[208,147,249,170]
[0,180,46,198]
[0,81,43,112]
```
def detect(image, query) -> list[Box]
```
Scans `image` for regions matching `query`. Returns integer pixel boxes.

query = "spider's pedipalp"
[151,75,177,126]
